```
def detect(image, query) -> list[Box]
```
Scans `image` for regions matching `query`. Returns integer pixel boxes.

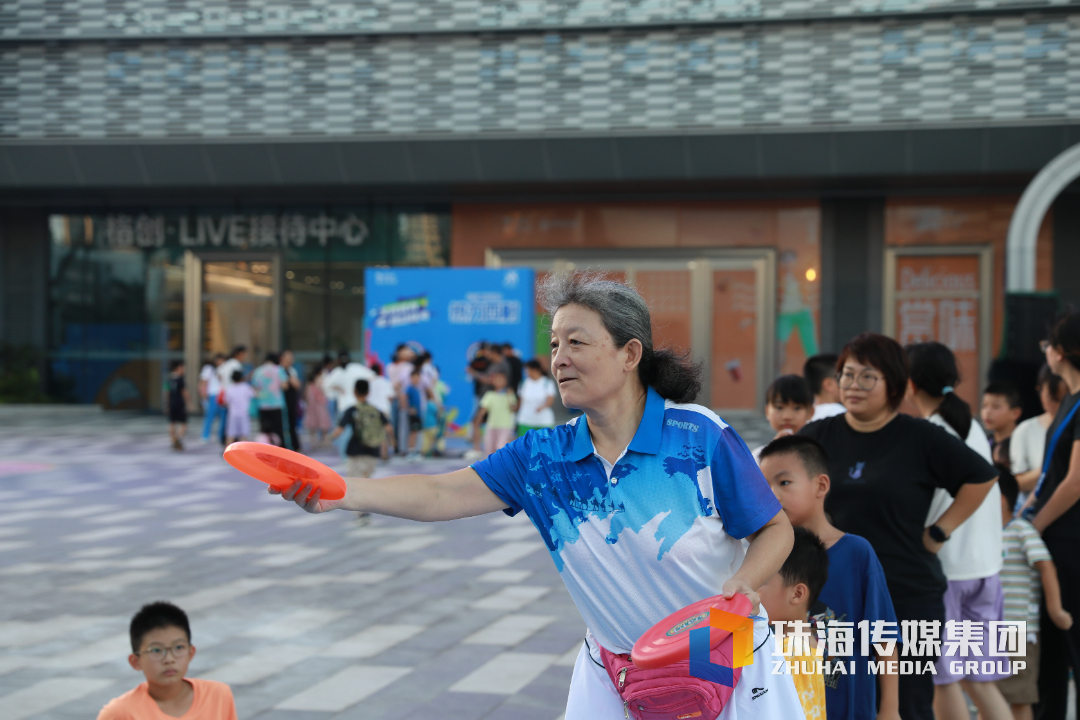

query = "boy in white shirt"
[803,354,846,421]
[516,359,556,435]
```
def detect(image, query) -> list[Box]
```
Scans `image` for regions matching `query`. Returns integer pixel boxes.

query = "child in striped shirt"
[997,469,1073,719]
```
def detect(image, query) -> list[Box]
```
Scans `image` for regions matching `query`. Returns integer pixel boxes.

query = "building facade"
[1,0,1078,411]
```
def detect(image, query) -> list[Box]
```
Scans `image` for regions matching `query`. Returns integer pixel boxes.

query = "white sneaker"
[463,449,483,461]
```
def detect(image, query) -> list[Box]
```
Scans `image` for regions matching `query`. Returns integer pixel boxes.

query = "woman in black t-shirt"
[1030,312,1080,720]
[800,332,998,720]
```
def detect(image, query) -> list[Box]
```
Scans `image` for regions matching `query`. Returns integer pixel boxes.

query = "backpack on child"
[353,402,386,449]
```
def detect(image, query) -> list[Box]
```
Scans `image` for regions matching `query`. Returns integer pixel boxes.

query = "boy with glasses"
[97,601,236,719]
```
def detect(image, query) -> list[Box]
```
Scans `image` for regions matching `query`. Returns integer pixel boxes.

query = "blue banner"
[364,267,535,435]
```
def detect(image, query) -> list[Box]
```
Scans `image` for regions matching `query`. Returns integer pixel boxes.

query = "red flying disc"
[631,593,752,670]
[223,442,347,501]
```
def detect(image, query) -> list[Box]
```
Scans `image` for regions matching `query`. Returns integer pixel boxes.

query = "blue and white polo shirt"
[472,387,781,655]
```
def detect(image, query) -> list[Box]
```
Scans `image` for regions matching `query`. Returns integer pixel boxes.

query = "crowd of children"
[188,340,557,468]
[463,341,557,460]
[747,314,1080,720]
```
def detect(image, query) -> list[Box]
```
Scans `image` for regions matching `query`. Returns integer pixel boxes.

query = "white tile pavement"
[322,624,428,658]
[69,569,167,593]
[5,678,117,720]
[469,541,546,567]
[463,614,556,645]
[275,665,413,711]
[449,652,559,695]
[241,609,346,639]
[204,645,320,685]
[471,586,551,611]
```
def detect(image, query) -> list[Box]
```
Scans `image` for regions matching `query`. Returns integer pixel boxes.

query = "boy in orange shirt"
[97,601,237,720]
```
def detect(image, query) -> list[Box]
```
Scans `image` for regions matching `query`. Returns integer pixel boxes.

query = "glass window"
[327,264,366,356]
[284,259,329,357]
[48,215,184,410]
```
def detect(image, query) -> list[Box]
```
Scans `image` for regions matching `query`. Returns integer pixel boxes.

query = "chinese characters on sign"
[893,254,984,409]
[51,210,451,266]
[769,620,1028,677]
[448,293,522,325]
[897,299,977,352]
[99,213,369,249]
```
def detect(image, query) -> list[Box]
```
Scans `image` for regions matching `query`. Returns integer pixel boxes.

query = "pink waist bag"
[599,633,742,720]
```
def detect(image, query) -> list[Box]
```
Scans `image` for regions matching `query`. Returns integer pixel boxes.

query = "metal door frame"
[486,247,776,412]
[182,251,284,410]
[882,244,994,394]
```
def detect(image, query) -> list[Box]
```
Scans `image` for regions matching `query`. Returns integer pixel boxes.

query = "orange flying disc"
[223,442,347,501]
[631,593,752,670]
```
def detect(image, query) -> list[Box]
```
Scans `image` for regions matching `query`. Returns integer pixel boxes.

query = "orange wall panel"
[452,200,823,383]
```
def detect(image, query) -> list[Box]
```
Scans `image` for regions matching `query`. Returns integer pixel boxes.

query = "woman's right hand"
[269,480,344,514]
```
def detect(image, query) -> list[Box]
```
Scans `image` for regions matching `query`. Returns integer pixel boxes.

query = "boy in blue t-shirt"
[760,434,901,720]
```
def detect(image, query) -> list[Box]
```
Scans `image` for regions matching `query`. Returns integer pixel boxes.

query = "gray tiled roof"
[1,14,1076,140]
[1,0,1078,39]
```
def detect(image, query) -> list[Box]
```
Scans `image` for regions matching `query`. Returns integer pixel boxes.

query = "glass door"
[202,260,275,360]
[183,254,281,401]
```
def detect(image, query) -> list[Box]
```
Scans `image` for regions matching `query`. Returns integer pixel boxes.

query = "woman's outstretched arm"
[272,466,510,522]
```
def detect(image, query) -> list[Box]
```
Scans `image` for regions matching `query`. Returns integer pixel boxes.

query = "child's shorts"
[997,638,1039,705]
[408,415,423,432]
[934,575,1010,684]
[226,411,251,439]
[168,405,188,423]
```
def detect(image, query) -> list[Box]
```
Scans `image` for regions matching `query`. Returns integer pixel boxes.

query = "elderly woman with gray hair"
[273,272,800,719]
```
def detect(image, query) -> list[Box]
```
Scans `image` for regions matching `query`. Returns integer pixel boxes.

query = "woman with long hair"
[905,341,1010,720]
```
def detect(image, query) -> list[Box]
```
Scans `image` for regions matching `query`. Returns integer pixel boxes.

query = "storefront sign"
[51,209,448,265]
[101,212,368,249]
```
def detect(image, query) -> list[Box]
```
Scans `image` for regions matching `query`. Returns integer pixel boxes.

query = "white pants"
[564,612,806,720]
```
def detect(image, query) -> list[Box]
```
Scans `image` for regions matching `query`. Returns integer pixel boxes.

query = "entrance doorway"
[183,253,283,405]
[487,248,776,413]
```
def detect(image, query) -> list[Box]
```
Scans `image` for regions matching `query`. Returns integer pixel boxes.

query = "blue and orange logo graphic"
[685,608,755,685]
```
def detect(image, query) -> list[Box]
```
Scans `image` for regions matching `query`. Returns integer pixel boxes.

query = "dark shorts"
[408,415,423,432]
[168,405,188,423]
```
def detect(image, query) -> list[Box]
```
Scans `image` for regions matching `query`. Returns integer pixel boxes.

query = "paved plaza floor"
[0,407,776,720]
